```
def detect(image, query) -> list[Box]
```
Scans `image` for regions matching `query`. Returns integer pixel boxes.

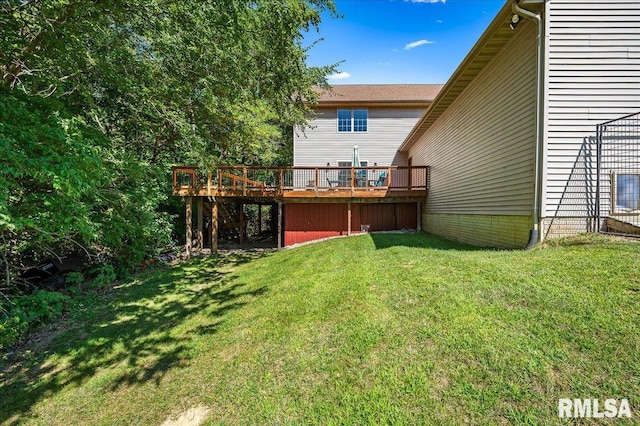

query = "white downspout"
[512,0,545,249]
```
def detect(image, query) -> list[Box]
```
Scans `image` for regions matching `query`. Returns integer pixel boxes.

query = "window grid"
[337,109,352,132]
[337,109,367,133]
[353,110,367,132]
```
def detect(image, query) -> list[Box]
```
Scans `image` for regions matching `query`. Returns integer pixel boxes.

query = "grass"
[1,232,639,425]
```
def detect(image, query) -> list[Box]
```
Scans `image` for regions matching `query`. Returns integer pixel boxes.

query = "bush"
[65,271,84,286]
[91,265,116,292]
[0,290,70,351]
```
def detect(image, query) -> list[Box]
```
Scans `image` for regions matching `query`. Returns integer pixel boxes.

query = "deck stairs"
[204,201,245,241]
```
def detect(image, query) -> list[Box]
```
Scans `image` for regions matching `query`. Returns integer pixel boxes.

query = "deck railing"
[173,165,429,196]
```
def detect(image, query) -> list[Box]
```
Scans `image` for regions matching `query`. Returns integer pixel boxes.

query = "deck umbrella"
[352,145,361,186]
[352,144,360,167]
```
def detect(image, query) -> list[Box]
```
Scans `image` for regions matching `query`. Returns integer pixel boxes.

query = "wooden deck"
[172,165,429,200]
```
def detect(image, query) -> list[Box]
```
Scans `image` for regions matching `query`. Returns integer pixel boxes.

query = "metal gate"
[596,112,640,236]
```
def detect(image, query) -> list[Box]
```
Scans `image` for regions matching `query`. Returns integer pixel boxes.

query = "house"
[173,0,640,253]
[398,0,640,248]
[294,84,442,168]
[172,84,441,251]
[281,84,442,245]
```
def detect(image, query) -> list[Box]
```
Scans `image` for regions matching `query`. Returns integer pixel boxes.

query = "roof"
[312,84,443,107]
[399,0,544,152]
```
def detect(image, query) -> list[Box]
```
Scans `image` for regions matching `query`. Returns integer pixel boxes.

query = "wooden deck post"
[196,197,203,251]
[258,204,262,234]
[347,202,352,236]
[277,201,283,249]
[238,202,245,244]
[185,196,192,259]
[211,200,218,253]
[417,202,422,232]
[242,167,248,196]
[350,168,355,196]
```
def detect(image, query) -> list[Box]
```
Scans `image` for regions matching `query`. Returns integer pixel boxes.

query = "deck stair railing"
[173,166,205,189]
[218,203,241,228]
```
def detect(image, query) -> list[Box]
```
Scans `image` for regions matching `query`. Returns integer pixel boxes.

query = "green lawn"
[1,233,639,425]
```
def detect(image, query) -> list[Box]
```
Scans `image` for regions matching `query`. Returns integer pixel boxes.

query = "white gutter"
[512,0,545,249]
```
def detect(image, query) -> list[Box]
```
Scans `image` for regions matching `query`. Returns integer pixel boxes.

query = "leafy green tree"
[0,88,174,278]
[1,0,336,164]
[1,0,338,300]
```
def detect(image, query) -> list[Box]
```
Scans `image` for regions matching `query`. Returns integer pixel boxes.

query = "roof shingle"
[313,84,443,105]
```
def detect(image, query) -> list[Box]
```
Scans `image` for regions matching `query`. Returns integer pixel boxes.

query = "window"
[353,110,368,132]
[613,173,640,213]
[337,109,367,132]
[337,161,368,167]
[338,110,352,132]
[337,161,368,186]
[337,161,351,186]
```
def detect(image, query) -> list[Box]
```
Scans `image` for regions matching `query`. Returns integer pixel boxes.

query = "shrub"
[65,271,84,286]
[91,265,116,292]
[0,290,70,351]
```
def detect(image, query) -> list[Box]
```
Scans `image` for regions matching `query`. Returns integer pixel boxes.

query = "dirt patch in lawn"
[161,406,210,426]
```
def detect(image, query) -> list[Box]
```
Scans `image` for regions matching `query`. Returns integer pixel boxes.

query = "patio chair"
[355,169,367,187]
[327,177,340,187]
[375,171,388,187]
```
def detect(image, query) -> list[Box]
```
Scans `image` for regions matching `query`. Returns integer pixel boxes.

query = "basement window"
[337,109,367,132]
[612,173,640,214]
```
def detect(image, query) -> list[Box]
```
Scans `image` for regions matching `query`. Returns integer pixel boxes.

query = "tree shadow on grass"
[0,249,272,424]
[369,232,484,251]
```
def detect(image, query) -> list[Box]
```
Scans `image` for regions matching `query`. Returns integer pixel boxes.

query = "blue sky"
[305,0,506,84]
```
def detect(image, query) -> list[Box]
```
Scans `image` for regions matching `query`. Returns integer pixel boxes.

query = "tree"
[1,0,337,162]
[0,0,338,291]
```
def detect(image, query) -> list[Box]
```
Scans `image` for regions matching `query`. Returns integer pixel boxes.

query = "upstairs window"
[353,109,368,132]
[338,110,352,132]
[337,109,367,132]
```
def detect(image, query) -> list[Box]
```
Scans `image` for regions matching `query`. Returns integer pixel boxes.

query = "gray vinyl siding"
[408,21,537,217]
[294,108,425,167]
[544,0,640,233]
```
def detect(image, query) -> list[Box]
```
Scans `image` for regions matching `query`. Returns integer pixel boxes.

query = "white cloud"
[404,39,435,50]
[328,71,351,80]
[436,19,443,23]
[406,0,446,3]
